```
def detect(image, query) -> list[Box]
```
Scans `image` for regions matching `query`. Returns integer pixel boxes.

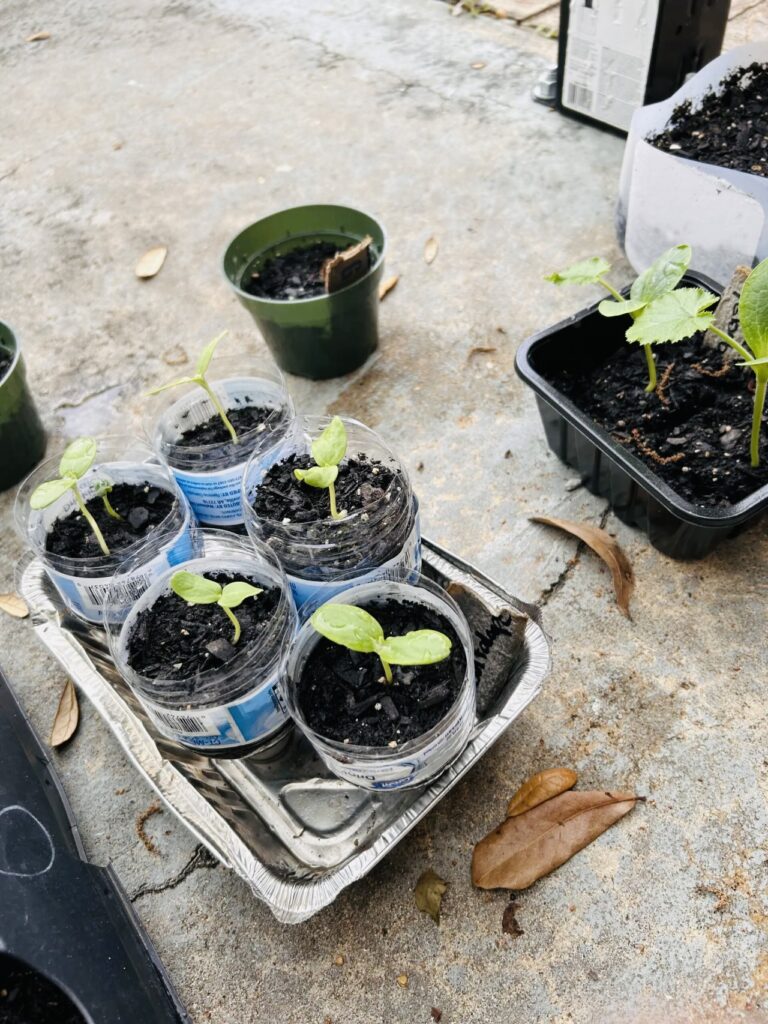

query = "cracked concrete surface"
[1,1,768,1022]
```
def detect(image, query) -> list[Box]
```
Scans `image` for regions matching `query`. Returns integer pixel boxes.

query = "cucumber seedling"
[170,570,263,644]
[546,244,698,393]
[148,331,239,445]
[293,415,348,520]
[310,603,451,684]
[29,437,113,556]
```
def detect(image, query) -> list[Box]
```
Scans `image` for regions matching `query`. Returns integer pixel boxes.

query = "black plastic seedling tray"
[515,273,768,560]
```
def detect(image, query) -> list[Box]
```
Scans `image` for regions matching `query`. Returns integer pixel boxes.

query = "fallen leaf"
[530,516,635,618]
[135,245,168,279]
[472,790,639,890]
[0,593,29,619]
[415,868,448,924]
[50,679,79,748]
[507,768,578,817]
[424,237,439,265]
[333,954,344,966]
[501,899,524,936]
[162,344,188,366]
[396,974,408,988]
[27,31,51,41]
[468,345,497,359]
[431,1010,443,1023]
[471,61,486,69]
[379,274,399,300]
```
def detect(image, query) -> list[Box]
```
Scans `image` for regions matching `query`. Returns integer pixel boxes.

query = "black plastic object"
[0,668,189,1024]
[515,272,768,560]
[555,0,730,136]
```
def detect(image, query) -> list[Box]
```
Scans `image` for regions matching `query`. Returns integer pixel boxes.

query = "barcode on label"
[566,83,593,111]
[84,573,152,607]
[152,709,210,735]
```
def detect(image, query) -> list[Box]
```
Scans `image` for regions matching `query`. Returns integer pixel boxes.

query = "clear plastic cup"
[282,576,476,790]
[15,436,196,624]
[107,529,298,757]
[145,354,296,527]
[241,415,421,609]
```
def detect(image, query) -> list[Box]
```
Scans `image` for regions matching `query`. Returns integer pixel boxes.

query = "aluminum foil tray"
[18,539,550,924]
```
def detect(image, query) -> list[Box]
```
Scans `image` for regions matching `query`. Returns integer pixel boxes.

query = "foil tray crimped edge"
[18,540,550,924]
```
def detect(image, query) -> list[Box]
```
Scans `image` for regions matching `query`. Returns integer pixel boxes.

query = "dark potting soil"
[242,241,341,301]
[297,598,465,747]
[44,482,175,560]
[0,351,11,386]
[649,62,768,177]
[173,399,290,470]
[0,960,87,1024]
[126,573,280,685]
[548,333,768,508]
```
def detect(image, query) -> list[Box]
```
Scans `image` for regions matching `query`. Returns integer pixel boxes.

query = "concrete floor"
[2,2,768,1022]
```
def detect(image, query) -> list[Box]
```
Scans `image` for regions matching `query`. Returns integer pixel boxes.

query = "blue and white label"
[288,513,422,611]
[171,461,249,527]
[140,675,289,750]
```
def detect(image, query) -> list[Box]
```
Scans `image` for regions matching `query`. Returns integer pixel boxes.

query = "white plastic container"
[109,530,298,756]
[15,437,196,624]
[283,577,476,791]
[619,43,768,283]
[146,354,296,527]
[241,415,421,610]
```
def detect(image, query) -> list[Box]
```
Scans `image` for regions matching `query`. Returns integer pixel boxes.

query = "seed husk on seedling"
[147,331,239,445]
[293,416,348,521]
[29,437,112,556]
[546,244,698,392]
[170,570,263,644]
[310,603,451,684]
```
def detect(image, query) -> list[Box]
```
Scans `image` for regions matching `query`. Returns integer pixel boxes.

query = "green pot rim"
[221,203,387,308]
[0,320,21,386]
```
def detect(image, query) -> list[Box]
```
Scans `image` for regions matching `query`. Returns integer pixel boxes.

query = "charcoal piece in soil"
[242,241,343,301]
[0,350,11,386]
[0,959,88,1024]
[297,598,466,747]
[126,572,280,686]
[648,62,768,177]
[173,396,291,470]
[252,453,412,569]
[545,332,768,508]
[44,482,175,562]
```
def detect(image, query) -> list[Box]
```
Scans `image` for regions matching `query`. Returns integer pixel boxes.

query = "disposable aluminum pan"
[17,538,550,924]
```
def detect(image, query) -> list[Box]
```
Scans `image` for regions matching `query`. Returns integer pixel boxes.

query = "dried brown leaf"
[471,61,486,69]
[50,679,79,748]
[379,274,399,301]
[472,790,639,890]
[0,593,29,619]
[530,516,635,617]
[424,236,439,265]
[415,868,448,924]
[501,899,524,936]
[507,768,578,817]
[468,345,497,359]
[431,1010,443,1023]
[396,974,408,988]
[27,31,51,41]
[135,245,167,279]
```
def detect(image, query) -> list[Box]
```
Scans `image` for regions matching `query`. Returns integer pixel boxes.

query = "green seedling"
[93,478,123,521]
[546,244,696,392]
[293,415,348,521]
[170,570,263,644]
[147,331,239,445]
[310,603,452,684]
[29,437,111,556]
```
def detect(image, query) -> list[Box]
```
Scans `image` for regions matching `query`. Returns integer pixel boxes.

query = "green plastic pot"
[0,321,46,492]
[222,204,386,380]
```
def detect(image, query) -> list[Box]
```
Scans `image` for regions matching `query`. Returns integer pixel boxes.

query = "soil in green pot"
[242,240,370,301]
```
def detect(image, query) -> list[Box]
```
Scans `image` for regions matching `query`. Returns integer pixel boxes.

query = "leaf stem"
[328,480,344,521]
[643,344,657,393]
[750,371,768,468]
[101,492,122,520]
[72,484,110,556]
[221,604,241,644]
[709,325,754,365]
[597,277,624,303]
[199,377,239,446]
[379,657,393,684]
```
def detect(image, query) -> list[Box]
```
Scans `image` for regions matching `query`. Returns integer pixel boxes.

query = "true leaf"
[0,593,30,619]
[545,257,610,286]
[415,869,448,924]
[59,436,97,479]
[471,790,639,890]
[29,477,75,509]
[219,581,263,608]
[170,570,222,604]
[294,465,339,489]
[376,630,452,666]
[507,768,578,817]
[50,679,79,748]
[629,243,691,304]
[626,288,718,346]
[739,256,768,361]
[311,604,384,653]
[196,330,228,377]
[530,516,634,617]
[135,245,167,279]
[311,416,347,468]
